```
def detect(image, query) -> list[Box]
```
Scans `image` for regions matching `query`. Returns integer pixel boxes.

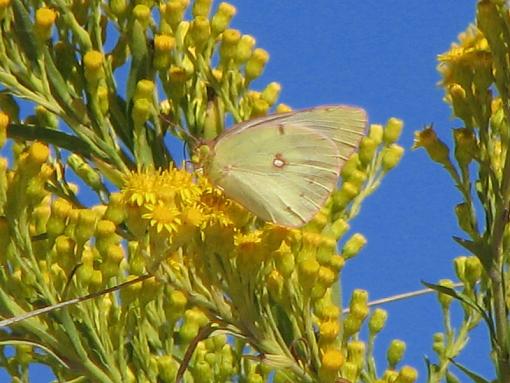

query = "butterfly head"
[191,142,215,174]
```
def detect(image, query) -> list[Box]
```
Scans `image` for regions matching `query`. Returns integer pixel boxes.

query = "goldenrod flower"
[0,111,9,147]
[143,204,181,234]
[318,348,344,382]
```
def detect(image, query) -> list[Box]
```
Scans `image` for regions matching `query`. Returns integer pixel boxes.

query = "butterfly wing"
[222,105,367,164]
[206,124,341,227]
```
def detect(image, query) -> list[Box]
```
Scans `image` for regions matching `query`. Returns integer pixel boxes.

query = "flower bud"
[132,4,151,29]
[298,258,320,289]
[132,98,152,125]
[342,233,366,259]
[35,7,57,41]
[437,279,454,308]
[109,0,127,17]
[83,50,105,85]
[153,34,176,70]
[75,209,98,244]
[432,332,445,355]
[220,29,241,63]
[343,314,362,338]
[245,48,269,81]
[332,182,359,210]
[454,255,467,282]
[275,103,292,113]
[387,339,406,368]
[383,118,404,144]
[211,2,236,35]
[68,154,102,191]
[104,193,126,224]
[464,256,482,286]
[341,153,360,179]
[395,365,418,383]
[236,34,256,63]
[189,16,210,50]
[319,320,340,342]
[163,1,188,30]
[192,0,212,17]
[382,144,405,171]
[347,340,365,368]
[368,308,388,335]
[318,348,344,383]
[369,124,384,145]
[359,136,377,165]
[0,111,8,148]
[261,82,281,106]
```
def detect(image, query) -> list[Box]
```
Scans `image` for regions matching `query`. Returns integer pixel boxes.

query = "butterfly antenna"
[0,273,153,328]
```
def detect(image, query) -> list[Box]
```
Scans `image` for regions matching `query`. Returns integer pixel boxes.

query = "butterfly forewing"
[206,123,340,227]
[219,105,367,163]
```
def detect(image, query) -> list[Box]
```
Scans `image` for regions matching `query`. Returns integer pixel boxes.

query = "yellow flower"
[143,204,181,234]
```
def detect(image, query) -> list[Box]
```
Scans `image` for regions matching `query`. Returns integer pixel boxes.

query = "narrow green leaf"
[450,359,490,383]
[8,123,97,160]
[43,47,77,105]
[11,0,39,64]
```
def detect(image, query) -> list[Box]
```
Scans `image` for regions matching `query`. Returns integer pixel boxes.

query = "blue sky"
[8,1,490,381]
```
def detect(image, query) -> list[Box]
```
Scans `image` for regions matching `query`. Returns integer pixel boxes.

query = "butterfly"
[199,105,367,227]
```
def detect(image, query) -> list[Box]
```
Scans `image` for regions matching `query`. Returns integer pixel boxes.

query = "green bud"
[193,360,213,383]
[68,154,102,191]
[211,2,237,35]
[236,34,256,63]
[189,16,210,50]
[369,124,384,144]
[343,314,363,339]
[192,0,212,17]
[332,181,359,210]
[395,365,418,383]
[387,339,406,368]
[132,4,152,29]
[342,233,367,259]
[245,48,269,81]
[383,118,404,144]
[347,340,366,367]
[359,136,377,165]
[437,279,454,308]
[220,29,241,63]
[340,153,360,179]
[368,308,388,335]
[453,256,466,282]
[464,256,482,286]
[432,332,445,356]
[382,144,405,171]
[261,82,281,106]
